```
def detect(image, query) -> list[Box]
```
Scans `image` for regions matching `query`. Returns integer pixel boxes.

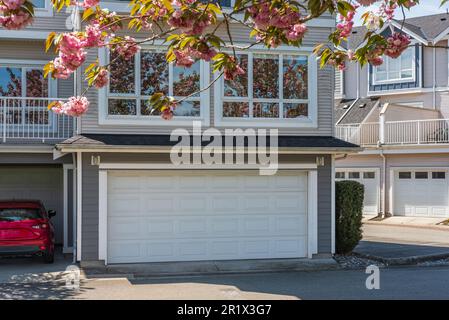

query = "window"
[106,49,207,121]
[32,0,46,8]
[432,172,446,179]
[348,172,360,179]
[335,172,345,179]
[415,171,428,179]
[0,64,55,126]
[374,46,414,84]
[216,51,316,127]
[398,172,411,179]
[363,172,375,179]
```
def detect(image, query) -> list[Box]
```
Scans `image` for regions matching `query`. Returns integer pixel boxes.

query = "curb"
[353,251,449,266]
[363,221,449,232]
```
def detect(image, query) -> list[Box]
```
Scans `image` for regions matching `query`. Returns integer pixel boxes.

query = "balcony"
[336,118,449,147]
[0,97,75,144]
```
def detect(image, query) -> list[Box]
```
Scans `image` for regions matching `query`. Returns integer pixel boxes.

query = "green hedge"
[335,180,364,254]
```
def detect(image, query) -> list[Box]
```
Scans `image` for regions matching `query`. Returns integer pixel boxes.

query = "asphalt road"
[64,266,449,300]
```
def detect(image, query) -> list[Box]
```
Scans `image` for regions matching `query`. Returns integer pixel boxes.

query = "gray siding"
[80,25,335,136]
[81,153,99,260]
[80,152,334,261]
[317,155,332,253]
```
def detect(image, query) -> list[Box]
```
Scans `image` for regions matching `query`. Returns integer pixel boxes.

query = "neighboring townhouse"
[1,1,360,266]
[335,13,449,219]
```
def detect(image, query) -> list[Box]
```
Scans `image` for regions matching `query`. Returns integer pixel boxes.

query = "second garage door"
[394,169,449,217]
[107,170,308,264]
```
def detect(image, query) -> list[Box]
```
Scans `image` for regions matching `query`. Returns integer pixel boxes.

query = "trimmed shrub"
[335,180,364,254]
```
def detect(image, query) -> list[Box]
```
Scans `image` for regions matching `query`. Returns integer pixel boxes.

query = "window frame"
[98,46,210,126]
[32,0,53,17]
[214,47,317,128]
[372,45,415,85]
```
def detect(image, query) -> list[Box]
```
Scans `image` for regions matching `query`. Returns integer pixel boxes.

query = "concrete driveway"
[356,224,449,259]
[0,249,79,299]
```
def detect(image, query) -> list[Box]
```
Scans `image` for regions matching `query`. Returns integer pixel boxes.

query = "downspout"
[433,46,436,109]
[356,64,360,99]
[379,151,387,218]
[72,153,77,264]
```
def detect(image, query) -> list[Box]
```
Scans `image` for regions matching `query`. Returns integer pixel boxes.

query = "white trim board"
[98,162,318,170]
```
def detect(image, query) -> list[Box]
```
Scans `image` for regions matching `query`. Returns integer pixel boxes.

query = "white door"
[335,169,379,215]
[394,169,449,217]
[107,170,308,264]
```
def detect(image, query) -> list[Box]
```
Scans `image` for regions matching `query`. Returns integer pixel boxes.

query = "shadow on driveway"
[0,248,90,300]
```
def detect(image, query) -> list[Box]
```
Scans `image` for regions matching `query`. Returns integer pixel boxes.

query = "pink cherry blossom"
[2,0,25,10]
[174,49,195,68]
[223,58,245,81]
[0,9,32,30]
[52,57,72,79]
[284,23,307,41]
[52,96,89,117]
[115,36,140,60]
[93,68,108,89]
[161,106,174,120]
[384,32,411,59]
[83,23,104,48]
[369,56,384,66]
[356,0,377,6]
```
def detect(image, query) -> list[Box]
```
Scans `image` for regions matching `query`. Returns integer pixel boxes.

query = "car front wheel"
[43,248,54,264]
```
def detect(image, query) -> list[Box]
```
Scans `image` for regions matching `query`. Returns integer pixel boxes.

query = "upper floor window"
[32,0,46,8]
[102,48,210,125]
[0,65,51,98]
[373,46,414,84]
[214,51,317,127]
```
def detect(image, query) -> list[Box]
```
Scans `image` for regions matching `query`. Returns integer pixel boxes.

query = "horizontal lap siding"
[81,153,99,260]
[317,155,332,253]
[20,11,71,32]
[80,25,334,136]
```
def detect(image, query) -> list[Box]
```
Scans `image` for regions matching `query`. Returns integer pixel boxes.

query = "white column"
[98,170,108,264]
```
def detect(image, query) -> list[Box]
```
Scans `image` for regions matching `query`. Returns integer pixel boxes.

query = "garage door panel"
[107,170,308,263]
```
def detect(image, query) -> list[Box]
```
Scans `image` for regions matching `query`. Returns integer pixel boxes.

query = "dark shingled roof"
[348,13,449,50]
[58,134,359,149]
[338,97,380,125]
[334,99,356,124]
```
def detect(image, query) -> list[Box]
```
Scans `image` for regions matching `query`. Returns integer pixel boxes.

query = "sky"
[354,0,449,25]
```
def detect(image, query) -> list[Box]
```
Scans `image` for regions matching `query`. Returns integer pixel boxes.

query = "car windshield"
[0,208,42,222]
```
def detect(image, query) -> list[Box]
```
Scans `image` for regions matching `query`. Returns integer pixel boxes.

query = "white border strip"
[98,163,318,170]
[76,152,82,261]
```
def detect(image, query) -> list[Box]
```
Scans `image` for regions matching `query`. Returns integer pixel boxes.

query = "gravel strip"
[334,254,386,270]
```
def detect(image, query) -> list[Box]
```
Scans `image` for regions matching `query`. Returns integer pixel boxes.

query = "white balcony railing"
[336,118,449,146]
[335,122,380,146]
[0,97,75,143]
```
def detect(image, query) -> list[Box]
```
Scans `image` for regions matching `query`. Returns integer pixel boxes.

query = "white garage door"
[107,170,308,264]
[394,169,449,217]
[335,169,379,215]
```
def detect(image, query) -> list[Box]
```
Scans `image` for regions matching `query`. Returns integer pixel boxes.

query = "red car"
[0,200,56,263]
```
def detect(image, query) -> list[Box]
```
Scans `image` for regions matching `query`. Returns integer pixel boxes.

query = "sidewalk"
[363,216,449,230]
